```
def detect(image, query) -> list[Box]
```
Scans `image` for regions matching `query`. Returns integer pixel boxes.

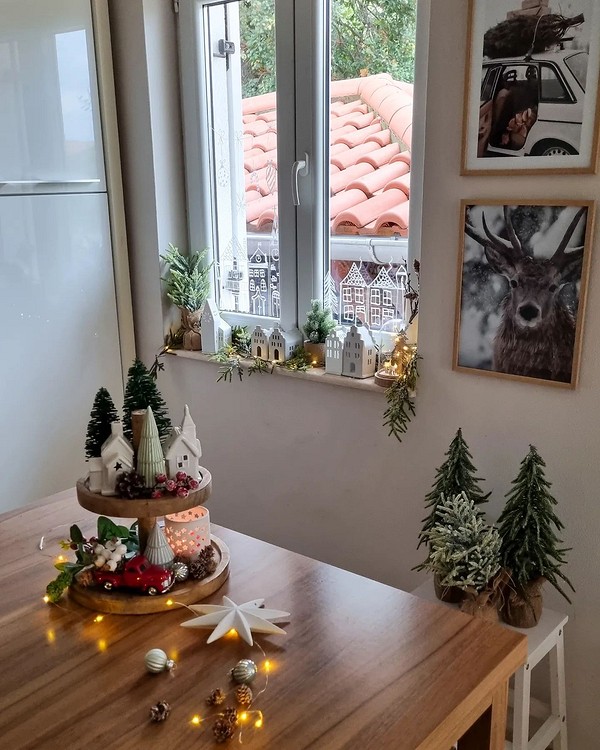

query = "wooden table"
[0,489,526,749]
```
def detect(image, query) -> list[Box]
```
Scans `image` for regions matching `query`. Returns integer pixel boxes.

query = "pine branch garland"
[383,349,420,441]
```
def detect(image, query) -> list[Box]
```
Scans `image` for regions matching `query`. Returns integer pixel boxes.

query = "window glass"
[327,0,416,334]
[540,64,570,102]
[204,0,280,317]
[565,52,588,91]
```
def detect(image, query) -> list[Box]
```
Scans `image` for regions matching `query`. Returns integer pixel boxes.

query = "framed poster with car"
[453,200,594,388]
[462,0,600,174]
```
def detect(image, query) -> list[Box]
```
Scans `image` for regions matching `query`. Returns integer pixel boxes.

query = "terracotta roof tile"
[335,122,382,148]
[331,141,379,171]
[346,161,408,197]
[333,188,407,232]
[330,188,369,219]
[329,162,374,195]
[242,74,413,237]
[357,141,400,168]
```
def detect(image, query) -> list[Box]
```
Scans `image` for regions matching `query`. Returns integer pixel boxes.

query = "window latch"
[291,153,309,206]
[216,39,236,58]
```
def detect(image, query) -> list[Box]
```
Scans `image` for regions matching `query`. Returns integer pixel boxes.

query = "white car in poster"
[478,49,589,157]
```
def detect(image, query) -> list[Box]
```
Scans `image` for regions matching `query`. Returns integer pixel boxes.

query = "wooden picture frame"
[453,200,595,388]
[462,0,600,174]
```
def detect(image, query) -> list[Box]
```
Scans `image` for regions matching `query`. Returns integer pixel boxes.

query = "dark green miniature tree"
[85,387,119,459]
[123,359,171,442]
[498,445,574,603]
[418,428,490,548]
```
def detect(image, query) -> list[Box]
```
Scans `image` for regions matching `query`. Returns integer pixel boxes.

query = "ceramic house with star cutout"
[268,324,302,363]
[342,324,376,379]
[162,404,202,479]
[99,421,134,495]
[200,299,232,355]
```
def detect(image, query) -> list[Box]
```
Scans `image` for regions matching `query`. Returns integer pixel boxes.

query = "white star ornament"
[180,596,290,645]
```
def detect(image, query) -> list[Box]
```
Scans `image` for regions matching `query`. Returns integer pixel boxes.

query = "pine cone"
[74,568,95,588]
[149,701,171,722]
[234,684,253,707]
[189,546,217,580]
[219,707,238,726]
[213,718,235,743]
[206,688,226,706]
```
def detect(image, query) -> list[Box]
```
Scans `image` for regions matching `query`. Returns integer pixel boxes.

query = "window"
[565,52,588,91]
[540,64,572,103]
[178,0,421,338]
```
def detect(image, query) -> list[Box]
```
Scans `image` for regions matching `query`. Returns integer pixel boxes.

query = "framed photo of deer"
[462,0,600,174]
[454,200,594,387]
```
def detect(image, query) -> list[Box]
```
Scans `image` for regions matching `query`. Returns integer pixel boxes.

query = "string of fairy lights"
[39,530,277,744]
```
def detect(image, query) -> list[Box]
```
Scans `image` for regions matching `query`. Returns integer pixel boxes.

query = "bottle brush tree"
[123,359,171,443]
[85,387,119,459]
[416,492,501,593]
[498,445,574,603]
[161,244,213,312]
[302,299,336,343]
[418,428,490,548]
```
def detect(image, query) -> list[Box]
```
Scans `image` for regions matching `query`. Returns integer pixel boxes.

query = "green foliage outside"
[240,0,417,98]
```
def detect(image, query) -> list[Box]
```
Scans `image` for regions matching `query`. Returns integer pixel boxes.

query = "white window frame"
[177,0,429,336]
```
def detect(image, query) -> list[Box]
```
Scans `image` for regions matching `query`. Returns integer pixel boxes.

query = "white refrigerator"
[0,0,129,511]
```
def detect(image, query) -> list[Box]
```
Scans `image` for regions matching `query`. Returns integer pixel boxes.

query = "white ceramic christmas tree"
[136,406,166,487]
[144,522,175,568]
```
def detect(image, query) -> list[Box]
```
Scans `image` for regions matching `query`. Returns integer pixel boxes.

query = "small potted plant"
[417,492,502,620]
[498,445,574,628]
[161,244,213,350]
[302,299,336,366]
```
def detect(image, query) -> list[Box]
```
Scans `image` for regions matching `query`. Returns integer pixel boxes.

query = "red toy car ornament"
[93,555,174,595]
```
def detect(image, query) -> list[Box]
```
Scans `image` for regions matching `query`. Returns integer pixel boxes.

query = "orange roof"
[242,73,412,237]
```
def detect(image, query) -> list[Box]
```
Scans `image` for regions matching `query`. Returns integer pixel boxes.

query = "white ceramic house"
[342,324,376,379]
[88,457,103,493]
[268,324,302,362]
[99,421,135,495]
[325,328,346,376]
[200,299,232,354]
[251,325,272,359]
[162,404,202,479]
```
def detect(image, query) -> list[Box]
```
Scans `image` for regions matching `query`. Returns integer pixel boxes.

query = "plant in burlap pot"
[417,493,502,619]
[302,299,336,366]
[498,445,574,628]
[416,429,490,601]
[161,244,213,351]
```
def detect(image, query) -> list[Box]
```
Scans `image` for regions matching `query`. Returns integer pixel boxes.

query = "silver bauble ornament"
[173,561,189,582]
[144,648,176,673]
[231,659,257,684]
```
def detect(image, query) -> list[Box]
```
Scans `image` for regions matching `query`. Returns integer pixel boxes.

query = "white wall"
[110,1,600,746]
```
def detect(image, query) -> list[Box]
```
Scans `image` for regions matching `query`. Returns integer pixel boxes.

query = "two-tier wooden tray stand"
[69,467,230,615]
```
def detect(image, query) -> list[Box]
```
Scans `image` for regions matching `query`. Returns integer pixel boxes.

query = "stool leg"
[550,629,568,750]
[513,664,531,750]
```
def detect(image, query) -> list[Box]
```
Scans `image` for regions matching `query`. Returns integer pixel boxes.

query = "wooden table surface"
[0,489,527,750]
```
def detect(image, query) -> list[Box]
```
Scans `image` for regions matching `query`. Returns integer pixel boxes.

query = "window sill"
[168,350,385,394]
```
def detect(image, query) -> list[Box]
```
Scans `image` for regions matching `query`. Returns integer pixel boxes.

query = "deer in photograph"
[465,206,586,383]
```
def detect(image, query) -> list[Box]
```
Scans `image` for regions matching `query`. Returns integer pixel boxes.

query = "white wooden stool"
[411,580,568,750]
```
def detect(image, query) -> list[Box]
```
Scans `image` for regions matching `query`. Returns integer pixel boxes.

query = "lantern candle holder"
[164,506,211,561]
[374,330,415,388]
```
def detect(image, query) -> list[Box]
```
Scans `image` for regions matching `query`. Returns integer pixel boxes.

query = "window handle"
[291,153,309,206]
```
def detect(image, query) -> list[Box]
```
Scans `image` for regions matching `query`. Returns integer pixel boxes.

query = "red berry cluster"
[151,472,199,499]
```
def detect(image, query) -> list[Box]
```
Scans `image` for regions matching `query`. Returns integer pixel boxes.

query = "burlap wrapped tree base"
[460,589,499,622]
[434,574,464,604]
[501,577,544,629]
